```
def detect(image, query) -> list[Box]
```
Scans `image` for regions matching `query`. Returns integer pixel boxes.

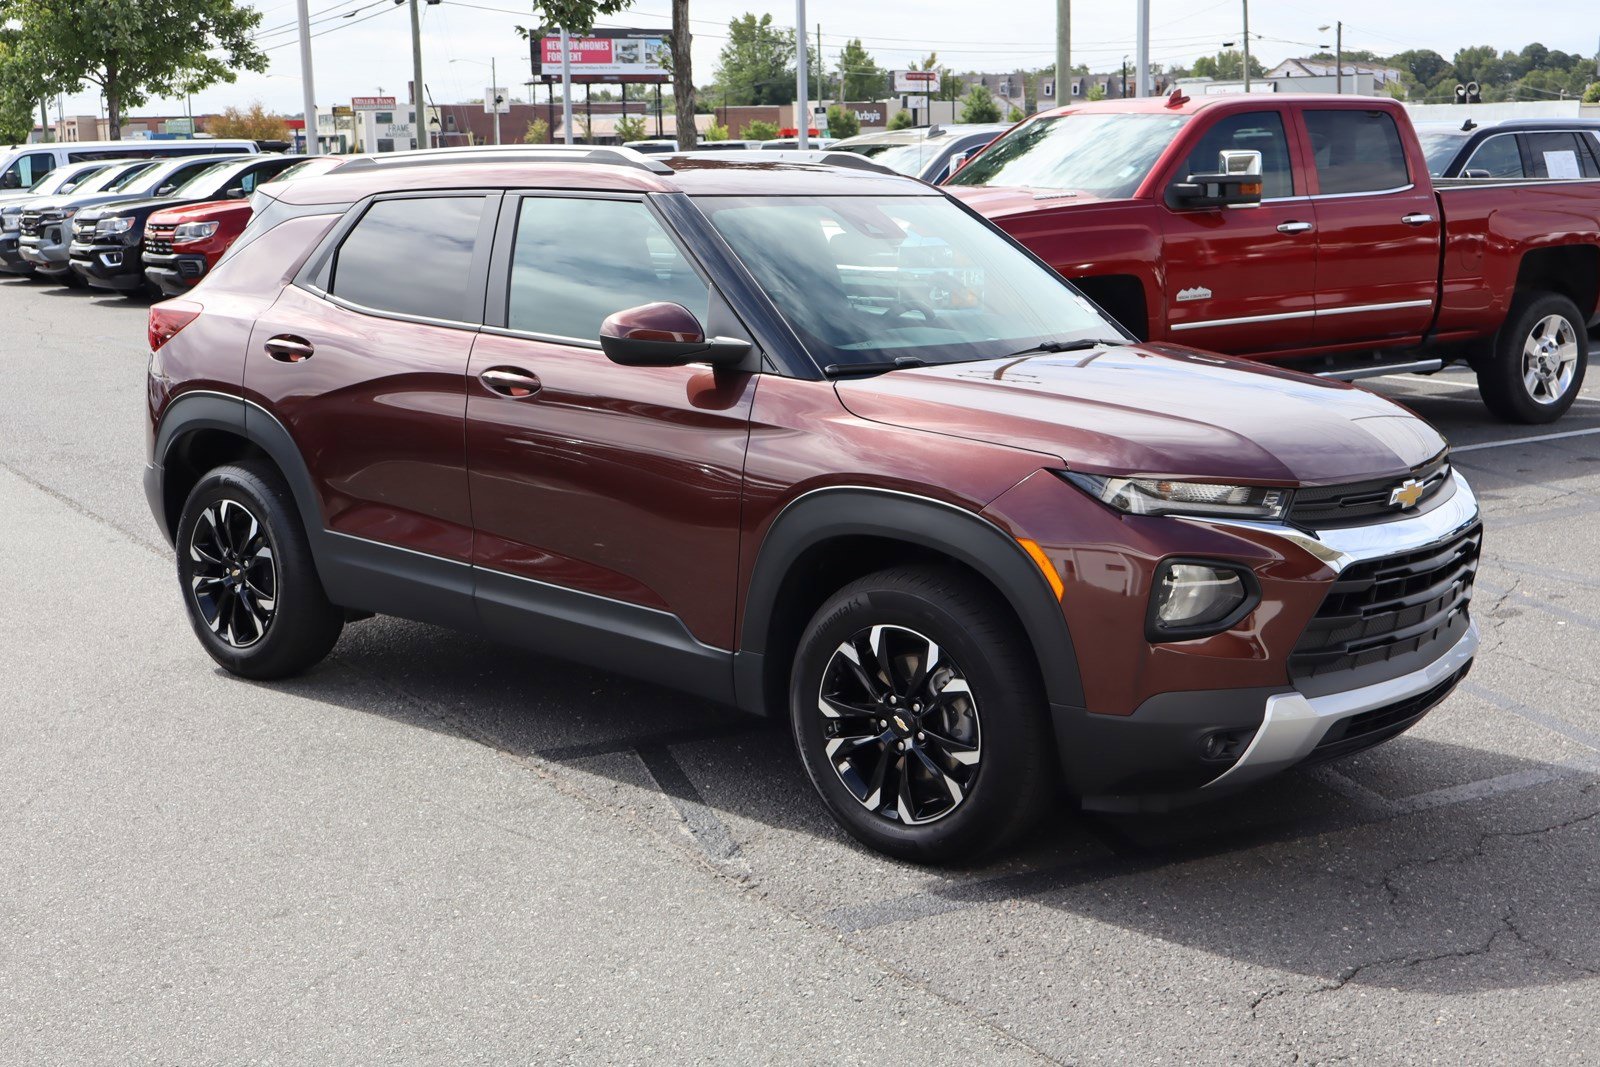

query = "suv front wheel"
[790,565,1054,862]
[175,461,343,679]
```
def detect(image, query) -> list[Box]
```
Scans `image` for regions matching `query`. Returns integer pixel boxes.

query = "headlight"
[1147,559,1259,640]
[1060,471,1289,521]
[96,217,134,234]
[172,221,219,241]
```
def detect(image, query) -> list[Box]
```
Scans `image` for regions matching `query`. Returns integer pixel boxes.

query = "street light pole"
[1336,21,1343,94]
[1242,0,1251,93]
[409,0,426,148]
[560,27,574,144]
[492,56,501,144]
[794,0,809,148]
[1134,0,1150,97]
[1055,0,1070,106]
[296,0,320,154]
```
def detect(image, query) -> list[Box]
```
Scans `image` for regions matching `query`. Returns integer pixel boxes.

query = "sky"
[49,0,1600,120]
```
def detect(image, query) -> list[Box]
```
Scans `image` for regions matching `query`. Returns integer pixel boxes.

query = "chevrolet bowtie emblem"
[893,715,909,733]
[1389,478,1426,509]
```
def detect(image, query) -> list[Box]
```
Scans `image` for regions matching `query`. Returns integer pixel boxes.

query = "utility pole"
[1336,21,1343,94]
[1242,0,1251,93]
[560,27,573,144]
[297,0,320,153]
[409,0,425,148]
[794,0,809,148]
[817,23,825,109]
[491,57,501,144]
[1134,0,1150,97]
[1055,0,1070,106]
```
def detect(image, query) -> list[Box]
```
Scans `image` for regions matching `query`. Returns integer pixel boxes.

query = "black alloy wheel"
[187,498,278,648]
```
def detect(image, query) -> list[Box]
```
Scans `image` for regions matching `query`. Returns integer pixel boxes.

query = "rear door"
[1156,106,1318,354]
[1299,107,1440,345]
[244,192,497,563]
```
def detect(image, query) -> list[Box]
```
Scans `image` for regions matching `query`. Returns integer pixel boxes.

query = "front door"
[465,193,757,650]
[1299,107,1441,346]
[1156,107,1318,355]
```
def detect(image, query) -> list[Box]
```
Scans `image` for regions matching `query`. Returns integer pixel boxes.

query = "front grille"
[146,224,175,256]
[19,212,41,237]
[146,238,173,255]
[1303,663,1470,765]
[1291,525,1480,682]
[1289,454,1452,529]
[72,219,96,240]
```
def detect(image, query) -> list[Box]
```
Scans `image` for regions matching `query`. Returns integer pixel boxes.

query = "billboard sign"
[537,30,668,82]
[892,69,940,94]
[164,117,194,135]
[352,95,397,110]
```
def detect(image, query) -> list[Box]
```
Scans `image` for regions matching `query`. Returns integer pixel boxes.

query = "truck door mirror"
[1168,150,1264,210]
[600,302,751,368]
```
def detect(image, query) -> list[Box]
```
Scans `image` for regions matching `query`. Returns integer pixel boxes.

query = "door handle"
[1276,220,1314,235]
[264,335,314,362]
[480,366,542,398]
[1401,213,1436,226]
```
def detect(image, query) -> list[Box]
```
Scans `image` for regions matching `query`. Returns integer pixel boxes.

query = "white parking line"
[1452,426,1600,453]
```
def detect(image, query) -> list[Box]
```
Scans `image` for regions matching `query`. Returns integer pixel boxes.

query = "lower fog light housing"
[1147,559,1260,641]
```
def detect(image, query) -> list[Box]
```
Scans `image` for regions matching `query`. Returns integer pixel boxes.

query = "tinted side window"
[1303,110,1410,194]
[331,196,485,321]
[1,152,55,190]
[1178,111,1294,198]
[1525,132,1598,179]
[507,197,709,341]
[1461,134,1523,178]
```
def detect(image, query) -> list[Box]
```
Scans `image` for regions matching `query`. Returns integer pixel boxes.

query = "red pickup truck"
[946,93,1600,423]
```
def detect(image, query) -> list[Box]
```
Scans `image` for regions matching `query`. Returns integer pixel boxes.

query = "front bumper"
[69,240,145,290]
[1061,470,1482,810]
[17,234,71,274]
[143,251,208,295]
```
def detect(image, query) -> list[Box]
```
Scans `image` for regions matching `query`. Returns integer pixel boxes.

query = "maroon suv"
[144,148,1481,861]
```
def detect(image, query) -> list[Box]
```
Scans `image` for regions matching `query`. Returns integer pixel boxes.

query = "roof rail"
[337,143,674,175]
[678,149,898,176]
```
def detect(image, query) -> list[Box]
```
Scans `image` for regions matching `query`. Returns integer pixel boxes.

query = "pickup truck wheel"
[175,461,344,680]
[1478,292,1588,423]
[790,565,1053,863]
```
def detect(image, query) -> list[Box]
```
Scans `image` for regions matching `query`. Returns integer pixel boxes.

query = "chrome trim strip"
[1205,620,1478,790]
[1171,298,1435,332]
[1200,469,1480,574]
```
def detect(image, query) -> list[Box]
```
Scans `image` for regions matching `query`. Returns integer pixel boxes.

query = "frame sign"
[534,29,668,83]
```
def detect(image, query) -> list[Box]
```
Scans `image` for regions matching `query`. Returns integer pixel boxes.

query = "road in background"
[4,276,1600,1062]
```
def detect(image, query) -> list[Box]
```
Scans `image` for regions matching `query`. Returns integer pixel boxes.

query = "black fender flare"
[736,486,1086,714]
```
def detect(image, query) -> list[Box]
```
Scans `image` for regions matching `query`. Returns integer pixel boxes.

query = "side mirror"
[0,173,18,190]
[1168,148,1263,209]
[226,186,247,199]
[948,150,971,173]
[1461,168,1491,179]
[599,302,751,368]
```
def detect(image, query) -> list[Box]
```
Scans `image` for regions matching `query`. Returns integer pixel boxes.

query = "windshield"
[946,112,1189,197]
[29,165,99,194]
[167,162,231,196]
[103,162,159,192]
[698,194,1120,371]
[1416,128,1470,176]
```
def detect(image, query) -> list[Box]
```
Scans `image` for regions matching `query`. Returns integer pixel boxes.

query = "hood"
[78,194,201,222]
[24,190,146,213]
[148,199,250,227]
[945,183,1119,222]
[834,344,1446,487]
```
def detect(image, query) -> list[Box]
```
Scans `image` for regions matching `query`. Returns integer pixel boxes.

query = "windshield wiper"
[823,355,930,377]
[1005,338,1124,358]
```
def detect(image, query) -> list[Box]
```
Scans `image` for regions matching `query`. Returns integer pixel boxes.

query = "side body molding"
[736,487,1086,716]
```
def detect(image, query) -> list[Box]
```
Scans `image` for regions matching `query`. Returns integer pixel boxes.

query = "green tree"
[713,13,793,107]
[959,83,1001,123]
[742,118,779,140]
[1585,82,1600,104]
[1086,83,1106,102]
[1389,48,1454,86]
[1006,105,1024,122]
[704,121,729,140]
[1451,45,1504,87]
[826,104,859,139]
[886,108,914,131]
[1191,50,1266,81]
[614,112,647,141]
[838,38,884,100]
[4,0,268,140]
[0,36,45,143]
[524,117,550,144]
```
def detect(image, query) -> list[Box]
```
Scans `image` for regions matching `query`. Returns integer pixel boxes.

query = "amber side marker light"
[1017,538,1065,600]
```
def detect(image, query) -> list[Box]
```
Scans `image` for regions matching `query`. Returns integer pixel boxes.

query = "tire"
[1477,291,1589,424]
[789,565,1054,863]
[174,460,343,679]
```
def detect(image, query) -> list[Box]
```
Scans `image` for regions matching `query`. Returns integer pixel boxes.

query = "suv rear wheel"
[175,461,343,679]
[790,565,1054,862]
[1477,291,1589,423]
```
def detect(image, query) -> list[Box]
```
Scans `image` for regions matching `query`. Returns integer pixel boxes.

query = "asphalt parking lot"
[5,275,1600,1064]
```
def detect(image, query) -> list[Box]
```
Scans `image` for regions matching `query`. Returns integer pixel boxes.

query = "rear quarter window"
[328,196,486,322]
